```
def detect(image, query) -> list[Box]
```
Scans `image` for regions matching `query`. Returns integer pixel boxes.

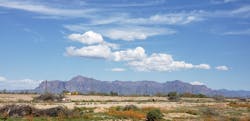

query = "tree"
[110,91,118,96]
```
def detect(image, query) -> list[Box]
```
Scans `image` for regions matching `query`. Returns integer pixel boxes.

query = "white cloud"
[231,5,250,15]
[112,47,146,61]
[104,27,175,41]
[89,11,204,26]
[66,31,211,72]
[68,31,104,45]
[223,29,250,35]
[195,64,211,70]
[66,44,112,59]
[0,1,94,18]
[123,12,203,25]
[128,53,211,72]
[0,78,42,90]
[65,25,176,41]
[66,45,146,61]
[0,76,6,81]
[105,29,147,41]
[95,1,165,7]
[66,31,120,59]
[211,0,238,4]
[216,66,229,71]
[224,0,238,3]
[111,68,126,72]
[190,81,205,85]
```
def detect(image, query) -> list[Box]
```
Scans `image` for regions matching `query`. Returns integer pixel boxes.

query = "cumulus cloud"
[111,68,126,72]
[66,30,211,72]
[112,47,146,61]
[66,45,112,59]
[216,66,229,71]
[190,81,205,85]
[68,31,104,45]
[128,53,211,72]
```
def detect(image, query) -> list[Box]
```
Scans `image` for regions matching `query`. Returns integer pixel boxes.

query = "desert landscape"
[0,93,249,121]
[1,0,250,120]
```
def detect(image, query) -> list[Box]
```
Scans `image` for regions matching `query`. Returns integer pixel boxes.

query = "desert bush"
[110,91,118,96]
[33,93,64,102]
[213,95,225,102]
[146,109,163,121]
[238,98,247,102]
[228,102,250,108]
[73,107,95,113]
[229,117,240,121]
[33,106,69,117]
[154,92,167,97]
[180,93,207,98]
[108,109,145,120]
[0,112,8,121]
[201,107,219,116]
[0,104,33,117]
[185,109,198,115]
[123,105,139,111]
[168,92,180,102]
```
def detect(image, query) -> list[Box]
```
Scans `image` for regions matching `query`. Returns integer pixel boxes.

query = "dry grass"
[107,109,145,120]
[0,94,249,121]
[228,102,250,108]
[24,115,34,121]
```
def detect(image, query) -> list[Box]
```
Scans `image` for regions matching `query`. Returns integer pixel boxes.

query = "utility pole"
[45,80,48,94]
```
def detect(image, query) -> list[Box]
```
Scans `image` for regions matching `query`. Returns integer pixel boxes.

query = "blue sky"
[0,0,250,90]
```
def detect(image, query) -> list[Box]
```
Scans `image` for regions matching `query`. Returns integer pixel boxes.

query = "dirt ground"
[0,94,225,110]
[0,94,249,121]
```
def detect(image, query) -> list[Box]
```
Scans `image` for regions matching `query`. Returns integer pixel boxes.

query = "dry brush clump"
[212,95,225,102]
[0,104,70,118]
[0,105,33,117]
[33,93,65,102]
[107,105,145,120]
[228,102,250,108]
[108,110,145,120]
[146,109,163,121]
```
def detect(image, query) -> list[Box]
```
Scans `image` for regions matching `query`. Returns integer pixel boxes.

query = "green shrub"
[123,105,139,111]
[146,109,163,121]
[230,117,240,121]
[168,92,180,102]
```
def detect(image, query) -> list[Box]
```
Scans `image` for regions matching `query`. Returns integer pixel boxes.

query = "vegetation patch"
[146,109,163,121]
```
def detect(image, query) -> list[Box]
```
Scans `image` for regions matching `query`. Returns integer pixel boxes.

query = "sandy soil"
[0,94,226,111]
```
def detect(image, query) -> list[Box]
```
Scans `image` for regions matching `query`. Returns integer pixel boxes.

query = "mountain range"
[34,75,250,98]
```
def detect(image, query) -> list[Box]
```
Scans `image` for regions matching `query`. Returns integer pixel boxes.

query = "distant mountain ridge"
[34,75,250,98]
